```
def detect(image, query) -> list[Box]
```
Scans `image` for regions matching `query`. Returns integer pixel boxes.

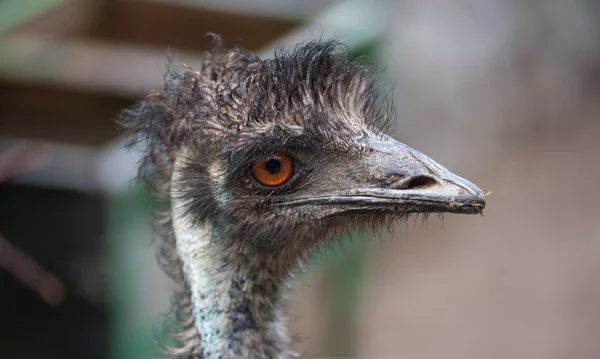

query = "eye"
[251,152,294,187]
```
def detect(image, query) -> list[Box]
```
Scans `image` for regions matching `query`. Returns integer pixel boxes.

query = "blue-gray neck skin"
[171,162,296,359]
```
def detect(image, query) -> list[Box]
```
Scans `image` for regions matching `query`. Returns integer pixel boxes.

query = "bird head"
[121,39,485,265]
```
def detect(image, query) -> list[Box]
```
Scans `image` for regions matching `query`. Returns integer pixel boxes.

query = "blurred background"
[1,0,599,358]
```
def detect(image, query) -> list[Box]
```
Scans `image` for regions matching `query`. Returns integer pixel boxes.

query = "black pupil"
[265,159,281,174]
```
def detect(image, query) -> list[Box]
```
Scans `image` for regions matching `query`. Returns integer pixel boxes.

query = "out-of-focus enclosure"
[1,0,599,358]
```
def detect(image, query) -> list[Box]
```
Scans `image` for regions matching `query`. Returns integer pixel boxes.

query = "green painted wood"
[106,186,170,359]
[0,0,72,36]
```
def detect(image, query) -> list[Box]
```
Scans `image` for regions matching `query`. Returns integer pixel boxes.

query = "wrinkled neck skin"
[171,185,295,359]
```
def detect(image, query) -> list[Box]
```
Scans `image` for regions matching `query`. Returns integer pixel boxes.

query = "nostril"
[406,175,435,189]
[386,174,437,190]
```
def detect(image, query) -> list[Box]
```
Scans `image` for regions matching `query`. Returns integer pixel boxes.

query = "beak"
[273,137,486,216]
[349,137,487,214]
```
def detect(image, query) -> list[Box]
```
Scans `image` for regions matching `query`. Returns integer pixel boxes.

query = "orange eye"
[251,152,294,187]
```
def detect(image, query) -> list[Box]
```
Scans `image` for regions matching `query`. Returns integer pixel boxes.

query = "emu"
[120,38,486,359]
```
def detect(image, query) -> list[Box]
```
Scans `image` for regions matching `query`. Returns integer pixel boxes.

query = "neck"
[171,204,295,359]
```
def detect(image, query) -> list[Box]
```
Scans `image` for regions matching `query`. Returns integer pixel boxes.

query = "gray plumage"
[120,37,486,359]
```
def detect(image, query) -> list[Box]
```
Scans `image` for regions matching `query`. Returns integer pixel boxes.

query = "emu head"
[122,39,485,270]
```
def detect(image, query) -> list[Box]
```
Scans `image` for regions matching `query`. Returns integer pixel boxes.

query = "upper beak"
[273,137,486,216]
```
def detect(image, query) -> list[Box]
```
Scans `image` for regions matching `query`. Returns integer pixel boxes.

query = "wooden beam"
[5,0,97,39]
[134,0,338,21]
[83,0,299,52]
[0,81,131,146]
[0,35,191,146]
[0,35,176,97]
[9,0,301,53]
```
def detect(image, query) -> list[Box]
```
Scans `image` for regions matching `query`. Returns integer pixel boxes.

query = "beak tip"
[468,188,486,214]
[457,185,487,214]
